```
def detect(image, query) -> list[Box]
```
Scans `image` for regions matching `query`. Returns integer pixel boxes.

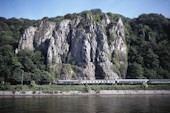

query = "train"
[56,79,170,85]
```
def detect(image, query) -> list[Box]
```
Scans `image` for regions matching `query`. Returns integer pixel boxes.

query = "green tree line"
[127,14,170,79]
[0,17,52,85]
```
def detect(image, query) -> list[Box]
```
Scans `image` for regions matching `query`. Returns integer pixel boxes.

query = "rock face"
[18,26,37,50]
[18,13,127,80]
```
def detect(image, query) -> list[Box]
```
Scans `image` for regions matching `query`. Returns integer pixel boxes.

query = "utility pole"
[21,70,23,85]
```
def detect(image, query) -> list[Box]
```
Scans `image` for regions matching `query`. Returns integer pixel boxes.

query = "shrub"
[0,82,11,90]
[30,80,36,87]
[142,82,149,89]
[110,64,121,76]
[83,85,91,93]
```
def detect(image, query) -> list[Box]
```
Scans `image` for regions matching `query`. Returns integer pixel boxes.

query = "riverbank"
[1,84,170,91]
[1,84,170,95]
[0,90,170,96]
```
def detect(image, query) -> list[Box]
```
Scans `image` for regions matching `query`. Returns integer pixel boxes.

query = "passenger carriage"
[149,79,170,84]
[57,80,80,85]
[80,80,116,85]
[116,79,149,85]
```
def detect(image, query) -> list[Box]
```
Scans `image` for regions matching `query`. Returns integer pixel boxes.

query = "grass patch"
[0,84,170,92]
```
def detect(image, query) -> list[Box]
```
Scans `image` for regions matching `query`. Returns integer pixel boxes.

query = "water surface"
[0,95,170,113]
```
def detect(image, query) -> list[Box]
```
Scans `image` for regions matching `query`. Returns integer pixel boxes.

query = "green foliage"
[0,17,37,48]
[142,82,149,89]
[80,9,103,26]
[110,65,121,76]
[92,13,102,25]
[48,16,64,22]
[0,44,20,83]
[144,49,159,69]
[0,82,11,90]
[127,14,170,79]
[119,63,128,79]
[71,65,83,75]
[0,38,51,84]
[81,10,92,15]
[127,63,144,79]
[0,17,51,85]
[2,84,170,92]
[71,60,76,65]
[50,64,81,80]
[30,80,36,87]
[61,53,68,63]
[144,69,158,79]
[17,49,51,84]
[106,25,117,45]
[64,13,78,20]
[110,52,128,78]
[83,84,91,93]
[111,57,118,65]
[91,9,102,14]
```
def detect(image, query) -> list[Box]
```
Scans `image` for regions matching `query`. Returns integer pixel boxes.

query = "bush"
[83,85,91,93]
[0,82,11,90]
[14,85,29,91]
[110,64,121,76]
[30,80,36,87]
[142,82,149,89]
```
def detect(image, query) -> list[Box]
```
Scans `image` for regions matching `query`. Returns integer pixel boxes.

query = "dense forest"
[0,9,170,85]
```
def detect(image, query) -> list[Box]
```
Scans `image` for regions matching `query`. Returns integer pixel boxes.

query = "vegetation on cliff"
[0,9,170,85]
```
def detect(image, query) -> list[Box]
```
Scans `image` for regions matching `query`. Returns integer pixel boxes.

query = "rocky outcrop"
[18,12,127,80]
[18,26,37,50]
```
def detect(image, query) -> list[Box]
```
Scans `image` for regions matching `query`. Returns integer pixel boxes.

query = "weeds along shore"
[0,84,170,92]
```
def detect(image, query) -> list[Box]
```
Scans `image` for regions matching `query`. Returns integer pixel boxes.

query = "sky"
[0,0,170,19]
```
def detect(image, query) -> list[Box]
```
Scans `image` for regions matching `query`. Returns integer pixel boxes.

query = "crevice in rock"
[95,65,104,79]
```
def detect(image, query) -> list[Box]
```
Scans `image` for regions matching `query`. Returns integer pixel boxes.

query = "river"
[0,95,170,113]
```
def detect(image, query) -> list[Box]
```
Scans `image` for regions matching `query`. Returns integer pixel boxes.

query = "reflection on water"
[0,95,170,113]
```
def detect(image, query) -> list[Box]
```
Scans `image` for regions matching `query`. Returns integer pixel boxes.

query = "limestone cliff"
[18,12,127,80]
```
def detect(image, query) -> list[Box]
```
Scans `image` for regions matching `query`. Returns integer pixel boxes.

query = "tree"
[17,49,51,84]
[143,49,159,69]
[0,45,15,82]
[127,63,144,78]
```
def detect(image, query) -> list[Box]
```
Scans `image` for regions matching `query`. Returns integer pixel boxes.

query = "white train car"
[80,80,115,85]
[116,79,149,85]
[57,80,80,85]
[149,79,170,84]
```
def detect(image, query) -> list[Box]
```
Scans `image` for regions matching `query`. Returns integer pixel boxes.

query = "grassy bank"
[0,84,170,92]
